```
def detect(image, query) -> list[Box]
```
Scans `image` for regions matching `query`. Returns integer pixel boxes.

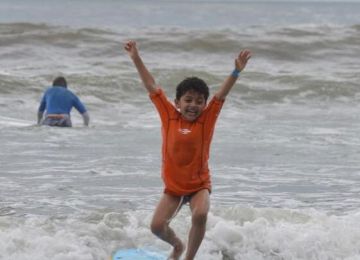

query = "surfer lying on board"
[125,40,251,260]
[37,76,89,127]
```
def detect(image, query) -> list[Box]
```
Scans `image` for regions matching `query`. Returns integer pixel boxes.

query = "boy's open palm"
[235,50,252,71]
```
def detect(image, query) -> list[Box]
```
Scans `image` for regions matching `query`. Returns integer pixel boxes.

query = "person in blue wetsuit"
[37,76,90,127]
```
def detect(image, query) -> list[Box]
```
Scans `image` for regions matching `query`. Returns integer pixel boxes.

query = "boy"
[37,76,90,127]
[124,41,251,260]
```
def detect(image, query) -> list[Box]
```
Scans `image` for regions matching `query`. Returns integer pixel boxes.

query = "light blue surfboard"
[112,248,167,260]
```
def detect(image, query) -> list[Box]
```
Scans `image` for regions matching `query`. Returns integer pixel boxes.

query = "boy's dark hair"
[175,77,209,101]
[52,76,67,88]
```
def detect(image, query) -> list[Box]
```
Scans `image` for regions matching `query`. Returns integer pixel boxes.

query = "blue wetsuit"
[38,86,87,127]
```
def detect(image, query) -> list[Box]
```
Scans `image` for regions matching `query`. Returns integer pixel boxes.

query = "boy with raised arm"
[124,40,251,260]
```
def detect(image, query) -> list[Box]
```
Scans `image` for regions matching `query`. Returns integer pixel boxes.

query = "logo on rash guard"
[178,128,191,135]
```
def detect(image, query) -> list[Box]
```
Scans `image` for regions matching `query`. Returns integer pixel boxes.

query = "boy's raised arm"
[215,50,252,100]
[124,41,157,94]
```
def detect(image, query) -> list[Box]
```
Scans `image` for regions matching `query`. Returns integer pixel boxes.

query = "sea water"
[1,1,360,259]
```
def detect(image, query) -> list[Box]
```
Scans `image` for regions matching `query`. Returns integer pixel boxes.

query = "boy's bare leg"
[151,193,185,260]
[185,189,210,260]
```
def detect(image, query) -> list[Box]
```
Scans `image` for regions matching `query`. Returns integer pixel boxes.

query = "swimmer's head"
[52,77,67,88]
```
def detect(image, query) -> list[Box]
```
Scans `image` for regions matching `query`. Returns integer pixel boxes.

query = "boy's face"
[175,90,206,122]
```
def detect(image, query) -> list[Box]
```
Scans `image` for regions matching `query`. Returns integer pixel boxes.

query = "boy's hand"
[124,40,139,59]
[235,50,252,71]
[123,40,157,93]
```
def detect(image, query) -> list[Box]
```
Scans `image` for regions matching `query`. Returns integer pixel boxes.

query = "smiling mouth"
[186,111,198,116]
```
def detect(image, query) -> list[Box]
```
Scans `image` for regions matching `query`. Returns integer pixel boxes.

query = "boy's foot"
[168,238,184,260]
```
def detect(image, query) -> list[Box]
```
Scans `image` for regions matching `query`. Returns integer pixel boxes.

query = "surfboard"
[112,248,167,260]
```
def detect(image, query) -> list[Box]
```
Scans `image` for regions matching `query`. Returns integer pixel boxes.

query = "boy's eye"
[184,98,204,104]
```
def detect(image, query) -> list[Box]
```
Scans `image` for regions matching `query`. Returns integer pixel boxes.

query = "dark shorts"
[181,192,196,205]
[42,114,72,127]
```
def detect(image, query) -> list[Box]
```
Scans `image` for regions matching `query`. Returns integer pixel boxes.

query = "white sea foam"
[0,207,359,260]
[0,116,31,127]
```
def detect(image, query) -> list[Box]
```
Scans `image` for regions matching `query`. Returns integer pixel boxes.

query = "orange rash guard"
[150,88,224,196]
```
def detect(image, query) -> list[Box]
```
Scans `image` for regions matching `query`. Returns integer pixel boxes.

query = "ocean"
[1,0,360,259]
